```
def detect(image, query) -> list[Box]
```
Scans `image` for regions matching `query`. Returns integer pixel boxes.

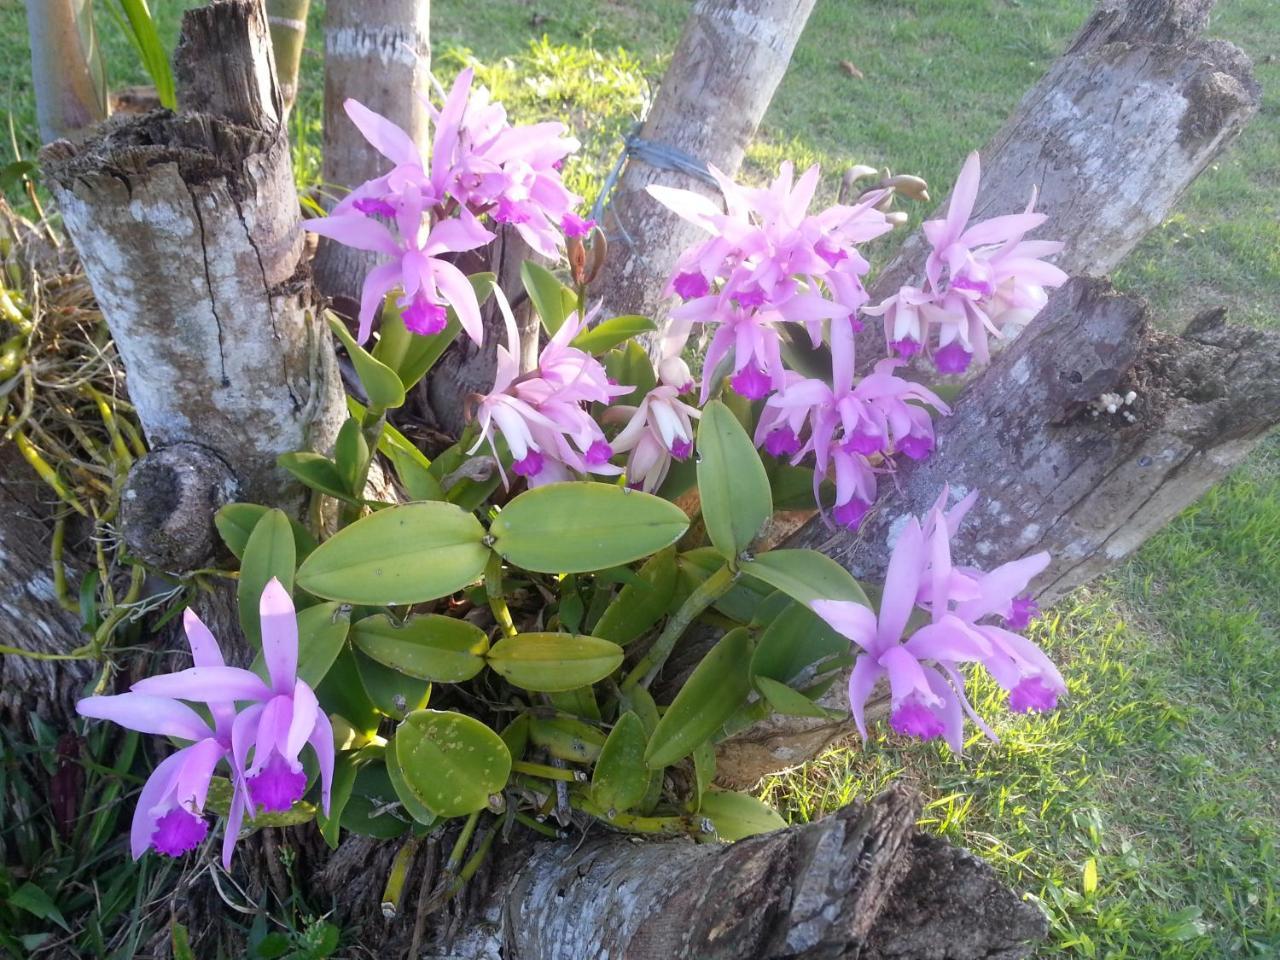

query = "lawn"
[2,1,1277,957]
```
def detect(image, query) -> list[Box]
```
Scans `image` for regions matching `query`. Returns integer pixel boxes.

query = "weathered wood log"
[715,278,1280,785]
[310,784,1045,959]
[40,0,345,511]
[0,444,89,726]
[312,0,431,317]
[592,0,817,332]
[854,0,1259,364]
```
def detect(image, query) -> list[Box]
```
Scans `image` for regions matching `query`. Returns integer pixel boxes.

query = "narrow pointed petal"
[308,709,335,815]
[811,599,878,653]
[284,681,319,763]
[302,214,400,255]
[344,98,422,167]
[174,737,226,815]
[846,655,881,741]
[221,785,247,870]
[259,578,298,694]
[182,609,225,668]
[433,258,484,345]
[132,667,273,704]
[78,694,213,742]
[877,519,924,649]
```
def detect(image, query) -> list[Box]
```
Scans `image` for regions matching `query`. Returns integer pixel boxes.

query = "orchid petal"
[132,667,273,704]
[259,578,298,695]
[78,694,214,741]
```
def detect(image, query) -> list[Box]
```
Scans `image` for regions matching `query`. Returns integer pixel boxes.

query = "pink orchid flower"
[429,69,582,258]
[304,190,492,345]
[607,359,702,492]
[128,580,334,860]
[77,607,252,866]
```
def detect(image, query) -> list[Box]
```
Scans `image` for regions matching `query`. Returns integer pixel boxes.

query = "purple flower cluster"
[649,154,1064,530]
[470,288,629,485]
[303,68,586,344]
[77,581,332,867]
[863,152,1068,373]
[810,488,1064,752]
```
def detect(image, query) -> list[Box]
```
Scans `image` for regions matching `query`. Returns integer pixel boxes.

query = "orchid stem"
[380,835,422,920]
[446,811,481,874]
[484,553,518,638]
[511,760,585,783]
[621,564,736,691]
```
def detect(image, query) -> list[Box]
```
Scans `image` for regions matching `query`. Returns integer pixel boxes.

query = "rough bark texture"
[592,0,817,331]
[311,0,430,317]
[23,0,109,143]
[0,444,89,727]
[855,0,1259,364]
[40,0,345,509]
[715,278,1280,785]
[314,784,1045,960]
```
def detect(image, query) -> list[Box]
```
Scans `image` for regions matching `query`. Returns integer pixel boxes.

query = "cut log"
[716,278,1280,785]
[592,0,818,331]
[309,784,1046,959]
[40,0,345,510]
[855,0,1259,364]
[311,0,431,317]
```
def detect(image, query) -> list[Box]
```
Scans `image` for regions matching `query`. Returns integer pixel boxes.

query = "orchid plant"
[79,68,1068,881]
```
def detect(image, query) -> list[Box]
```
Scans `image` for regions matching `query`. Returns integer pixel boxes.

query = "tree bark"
[854,0,1259,364]
[591,0,818,332]
[312,784,1046,959]
[40,0,345,511]
[311,0,431,318]
[0,445,89,727]
[23,0,109,144]
[715,278,1280,785]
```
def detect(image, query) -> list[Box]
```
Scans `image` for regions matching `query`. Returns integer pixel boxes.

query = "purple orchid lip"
[512,450,545,477]
[151,807,209,857]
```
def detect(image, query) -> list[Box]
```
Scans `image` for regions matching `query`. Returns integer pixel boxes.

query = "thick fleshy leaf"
[296,502,489,605]
[316,647,380,736]
[528,715,606,763]
[751,600,848,685]
[395,710,511,817]
[741,550,870,608]
[590,712,648,813]
[485,633,623,692]
[340,761,409,839]
[491,482,689,574]
[278,452,352,502]
[699,790,786,841]
[645,628,752,769]
[674,548,775,623]
[238,509,296,651]
[355,649,431,720]
[334,418,371,497]
[317,749,360,848]
[215,503,316,561]
[697,400,772,562]
[570,315,657,355]
[426,440,504,512]
[521,261,577,336]
[602,341,657,406]
[329,314,406,410]
[547,686,601,722]
[592,549,677,647]
[384,735,439,826]
[690,739,716,813]
[754,675,827,718]
[352,613,488,683]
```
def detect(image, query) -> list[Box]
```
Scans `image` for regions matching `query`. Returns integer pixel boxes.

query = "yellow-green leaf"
[486,633,623,692]
[237,509,295,650]
[296,502,489,605]
[699,790,786,841]
[697,400,772,562]
[395,710,511,817]
[352,613,488,683]
[741,549,869,607]
[590,712,648,813]
[329,314,406,410]
[491,482,688,574]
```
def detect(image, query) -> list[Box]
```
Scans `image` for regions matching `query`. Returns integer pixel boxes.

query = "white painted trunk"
[312,0,430,316]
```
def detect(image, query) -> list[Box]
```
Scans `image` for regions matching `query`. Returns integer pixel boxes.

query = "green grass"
[1,2,1277,957]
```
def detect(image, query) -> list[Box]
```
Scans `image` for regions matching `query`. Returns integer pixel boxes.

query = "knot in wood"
[121,442,239,572]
